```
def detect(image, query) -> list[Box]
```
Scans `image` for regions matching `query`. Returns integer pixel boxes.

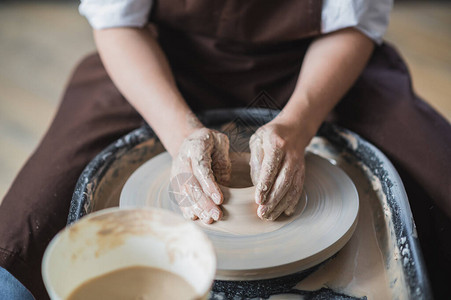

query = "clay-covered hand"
[249,121,306,221]
[170,128,231,224]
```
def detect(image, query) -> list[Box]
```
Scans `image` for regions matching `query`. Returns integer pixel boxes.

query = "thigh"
[0,53,143,299]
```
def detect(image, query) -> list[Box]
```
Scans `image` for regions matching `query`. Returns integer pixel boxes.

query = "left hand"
[249,119,308,220]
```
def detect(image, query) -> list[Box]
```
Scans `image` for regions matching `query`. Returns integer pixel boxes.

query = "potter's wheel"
[120,152,359,280]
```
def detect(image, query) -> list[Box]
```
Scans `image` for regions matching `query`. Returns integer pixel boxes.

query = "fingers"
[249,133,264,185]
[180,206,198,220]
[171,128,229,224]
[189,133,224,205]
[249,122,307,221]
[261,196,291,221]
[180,176,222,224]
[258,170,304,220]
[255,146,284,205]
[211,132,232,186]
[284,166,305,216]
[191,153,224,205]
[257,160,294,219]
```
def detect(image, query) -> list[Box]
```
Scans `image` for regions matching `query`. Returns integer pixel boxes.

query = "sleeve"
[79,0,154,29]
[321,0,393,44]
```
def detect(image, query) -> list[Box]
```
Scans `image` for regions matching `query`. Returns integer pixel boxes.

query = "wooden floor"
[0,1,450,201]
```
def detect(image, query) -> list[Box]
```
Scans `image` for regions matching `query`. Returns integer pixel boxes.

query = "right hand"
[170,128,231,224]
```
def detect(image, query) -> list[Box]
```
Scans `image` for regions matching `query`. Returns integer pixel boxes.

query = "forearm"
[276,28,375,143]
[94,27,201,156]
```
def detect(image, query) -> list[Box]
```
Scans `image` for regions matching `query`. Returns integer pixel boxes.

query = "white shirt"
[79,0,392,44]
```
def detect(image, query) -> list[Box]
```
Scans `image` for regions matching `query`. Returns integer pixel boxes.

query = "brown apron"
[0,0,450,299]
[151,0,322,111]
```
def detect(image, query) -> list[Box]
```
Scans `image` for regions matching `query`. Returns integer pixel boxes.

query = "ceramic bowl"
[42,207,216,299]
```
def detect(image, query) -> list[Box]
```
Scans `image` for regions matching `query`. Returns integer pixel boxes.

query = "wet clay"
[66,266,198,300]
[121,150,359,280]
[194,185,306,235]
[194,153,306,235]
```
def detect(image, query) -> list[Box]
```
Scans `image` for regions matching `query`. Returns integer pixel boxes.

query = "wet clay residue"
[295,137,408,299]
[93,210,156,257]
[93,140,165,212]
[69,209,175,259]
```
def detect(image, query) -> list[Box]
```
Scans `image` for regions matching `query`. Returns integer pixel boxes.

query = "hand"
[249,120,307,220]
[170,128,231,224]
